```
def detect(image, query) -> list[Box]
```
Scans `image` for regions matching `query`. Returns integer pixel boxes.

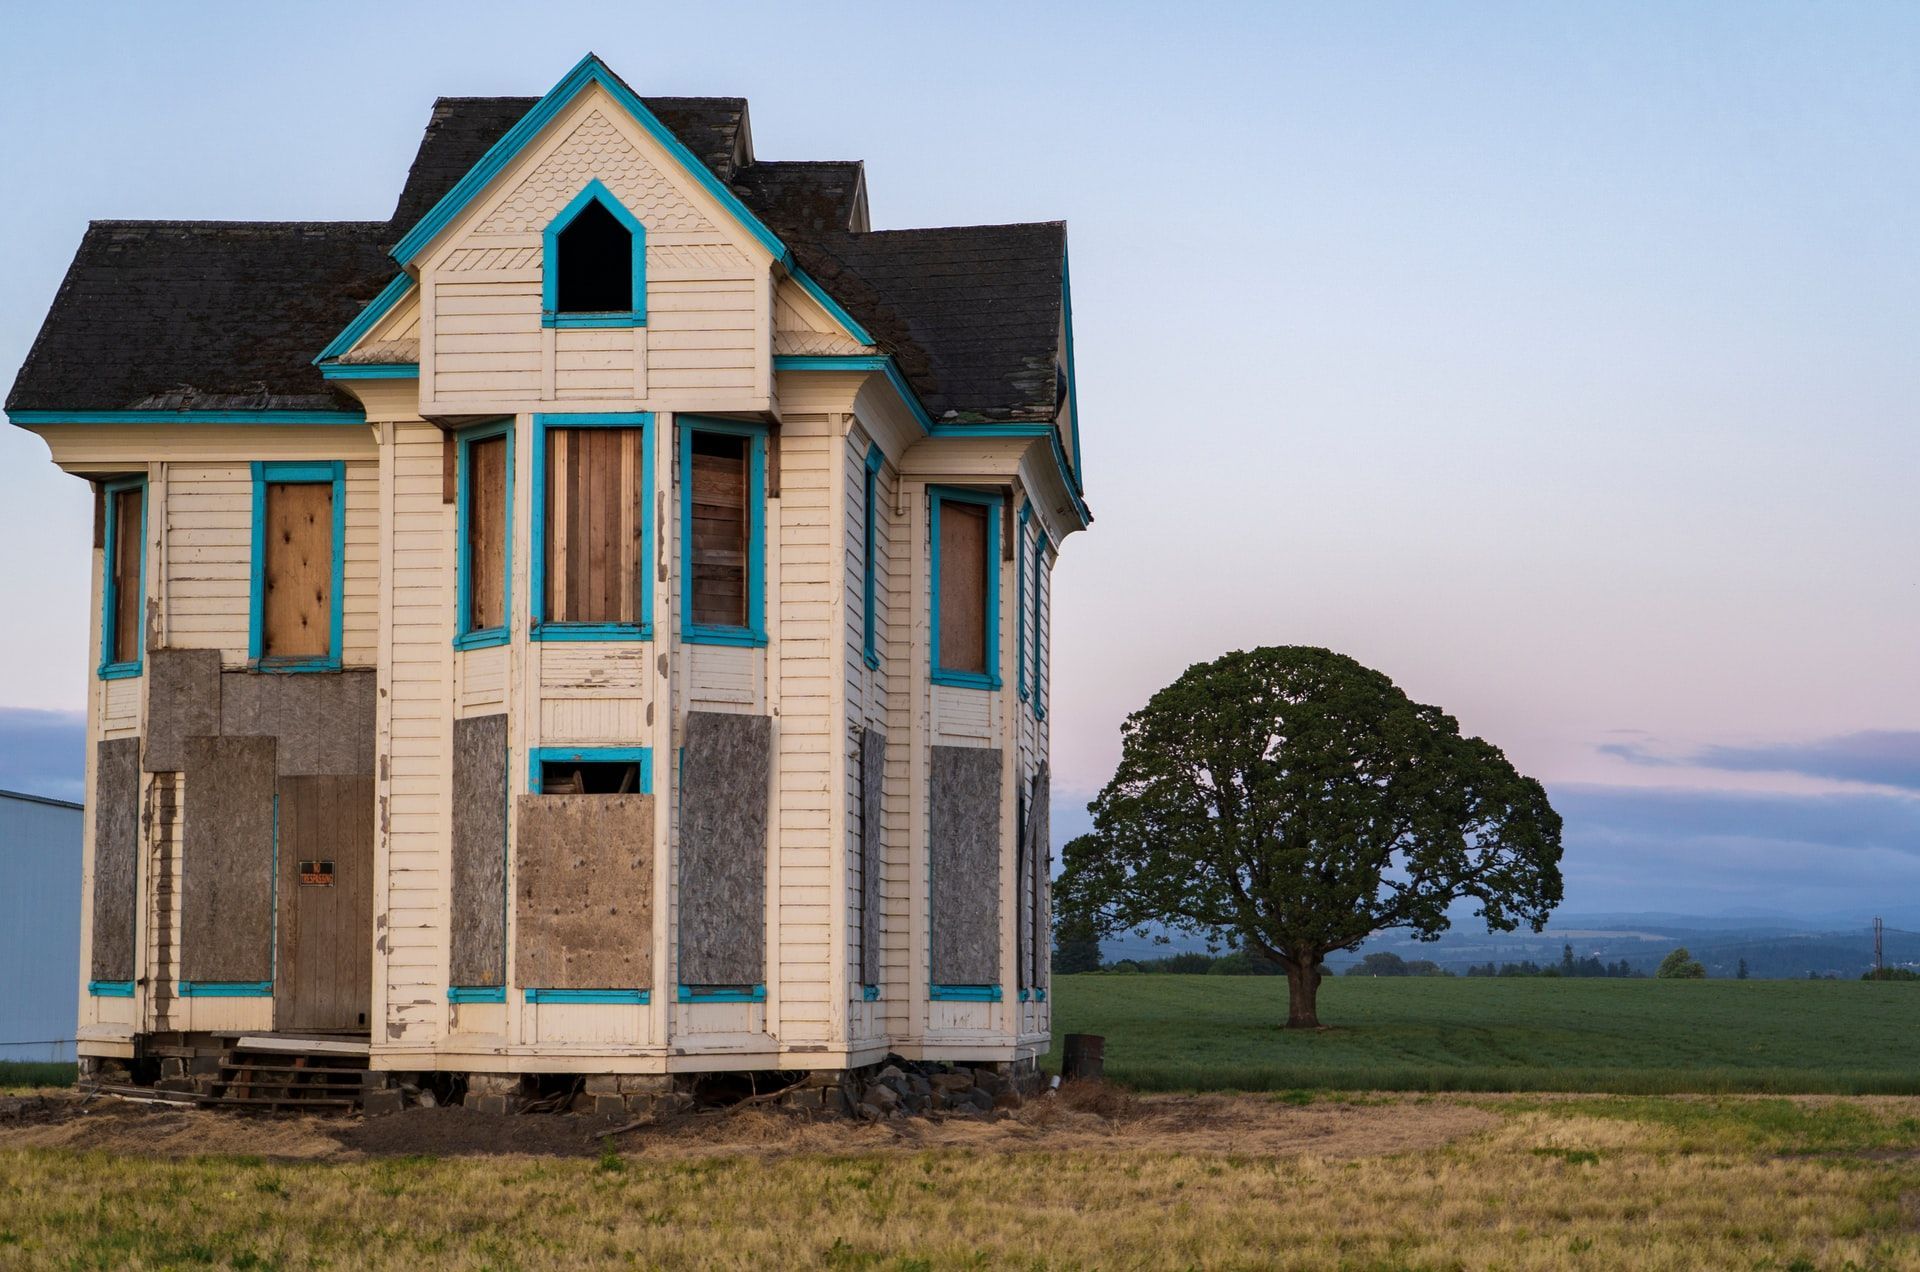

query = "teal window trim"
[527,746,654,793]
[1018,987,1052,1003]
[178,980,273,997]
[1015,502,1032,702]
[248,461,346,673]
[529,412,655,642]
[541,179,647,329]
[928,486,1003,691]
[679,416,768,647]
[676,984,766,1003]
[313,273,415,365]
[88,979,134,998]
[862,984,880,1002]
[930,984,1002,1003]
[98,475,147,680]
[1032,530,1051,720]
[525,988,649,1004]
[447,986,507,1004]
[861,444,883,669]
[454,418,515,651]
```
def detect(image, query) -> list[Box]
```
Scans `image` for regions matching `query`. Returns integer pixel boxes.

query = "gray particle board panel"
[179,735,277,983]
[450,714,509,986]
[143,648,222,773]
[514,794,654,990]
[219,671,375,776]
[91,738,141,981]
[1028,763,1050,989]
[859,727,885,987]
[929,745,1003,988]
[677,711,771,987]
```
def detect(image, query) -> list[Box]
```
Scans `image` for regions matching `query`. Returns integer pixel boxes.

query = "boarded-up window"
[105,484,143,666]
[689,432,749,629]
[262,482,333,660]
[937,499,989,675]
[464,433,508,634]
[544,427,645,625]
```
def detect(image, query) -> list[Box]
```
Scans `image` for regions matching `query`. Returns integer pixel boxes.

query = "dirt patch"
[0,1095,344,1160]
[0,1087,1497,1164]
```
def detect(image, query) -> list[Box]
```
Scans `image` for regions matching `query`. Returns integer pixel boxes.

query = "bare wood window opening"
[539,760,640,794]
[262,482,333,660]
[108,485,143,666]
[938,500,989,675]
[555,199,632,313]
[466,435,507,633]
[689,432,749,629]
[545,427,644,625]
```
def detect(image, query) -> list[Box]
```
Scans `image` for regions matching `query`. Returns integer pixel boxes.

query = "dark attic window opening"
[540,760,639,794]
[555,199,633,314]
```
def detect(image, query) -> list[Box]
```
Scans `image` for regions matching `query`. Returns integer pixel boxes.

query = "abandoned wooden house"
[6,53,1088,1103]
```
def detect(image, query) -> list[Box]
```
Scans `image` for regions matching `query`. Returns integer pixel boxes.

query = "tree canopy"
[1657,947,1706,979]
[1057,646,1563,1028]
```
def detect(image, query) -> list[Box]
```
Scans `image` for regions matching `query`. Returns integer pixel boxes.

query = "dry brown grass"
[3,1091,1919,1269]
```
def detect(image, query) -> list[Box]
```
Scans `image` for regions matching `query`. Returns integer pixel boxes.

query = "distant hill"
[1096,912,1915,980]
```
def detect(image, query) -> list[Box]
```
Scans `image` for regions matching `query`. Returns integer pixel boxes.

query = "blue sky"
[2,2,1916,918]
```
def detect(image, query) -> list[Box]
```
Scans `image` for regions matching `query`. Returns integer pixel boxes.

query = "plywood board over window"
[250,462,344,670]
[929,745,1003,991]
[90,738,141,985]
[263,484,332,658]
[930,488,1002,690]
[939,503,987,671]
[514,794,655,990]
[678,711,771,988]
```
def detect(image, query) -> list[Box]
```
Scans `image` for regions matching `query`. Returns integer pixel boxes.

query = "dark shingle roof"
[8,91,1066,425]
[7,221,393,412]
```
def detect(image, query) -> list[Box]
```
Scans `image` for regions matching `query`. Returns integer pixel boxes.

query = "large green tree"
[1057,647,1563,1028]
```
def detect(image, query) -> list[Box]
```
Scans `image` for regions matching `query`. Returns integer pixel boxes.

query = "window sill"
[931,669,1002,691]
[97,661,142,681]
[87,980,134,998]
[930,984,1003,1003]
[677,984,767,1003]
[525,988,649,1004]
[447,986,506,1004]
[530,623,652,643]
[684,625,768,649]
[452,628,510,651]
[543,311,646,329]
[252,656,342,674]
[178,980,272,998]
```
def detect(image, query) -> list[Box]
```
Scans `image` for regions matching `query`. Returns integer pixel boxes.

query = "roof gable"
[391,54,785,269]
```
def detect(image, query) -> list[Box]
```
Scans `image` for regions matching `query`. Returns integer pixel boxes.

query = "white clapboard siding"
[381,421,455,1047]
[772,418,836,1041]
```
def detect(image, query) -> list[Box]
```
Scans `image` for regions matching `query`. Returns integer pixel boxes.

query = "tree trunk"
[1283,957,1323,1029]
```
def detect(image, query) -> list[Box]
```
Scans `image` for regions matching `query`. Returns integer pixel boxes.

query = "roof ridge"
[857,220,1065,237]
[85,218,390,231]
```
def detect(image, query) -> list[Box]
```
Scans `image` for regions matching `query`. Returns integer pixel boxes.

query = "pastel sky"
[2,2,1916,920]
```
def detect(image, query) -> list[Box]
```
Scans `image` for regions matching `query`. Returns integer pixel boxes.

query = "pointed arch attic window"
[543,179,646,328]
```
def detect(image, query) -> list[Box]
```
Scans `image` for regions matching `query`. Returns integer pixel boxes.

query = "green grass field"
[1042,974,1920,1094]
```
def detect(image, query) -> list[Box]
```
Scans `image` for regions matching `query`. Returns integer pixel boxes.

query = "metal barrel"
[1061,1033,1105,1081]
